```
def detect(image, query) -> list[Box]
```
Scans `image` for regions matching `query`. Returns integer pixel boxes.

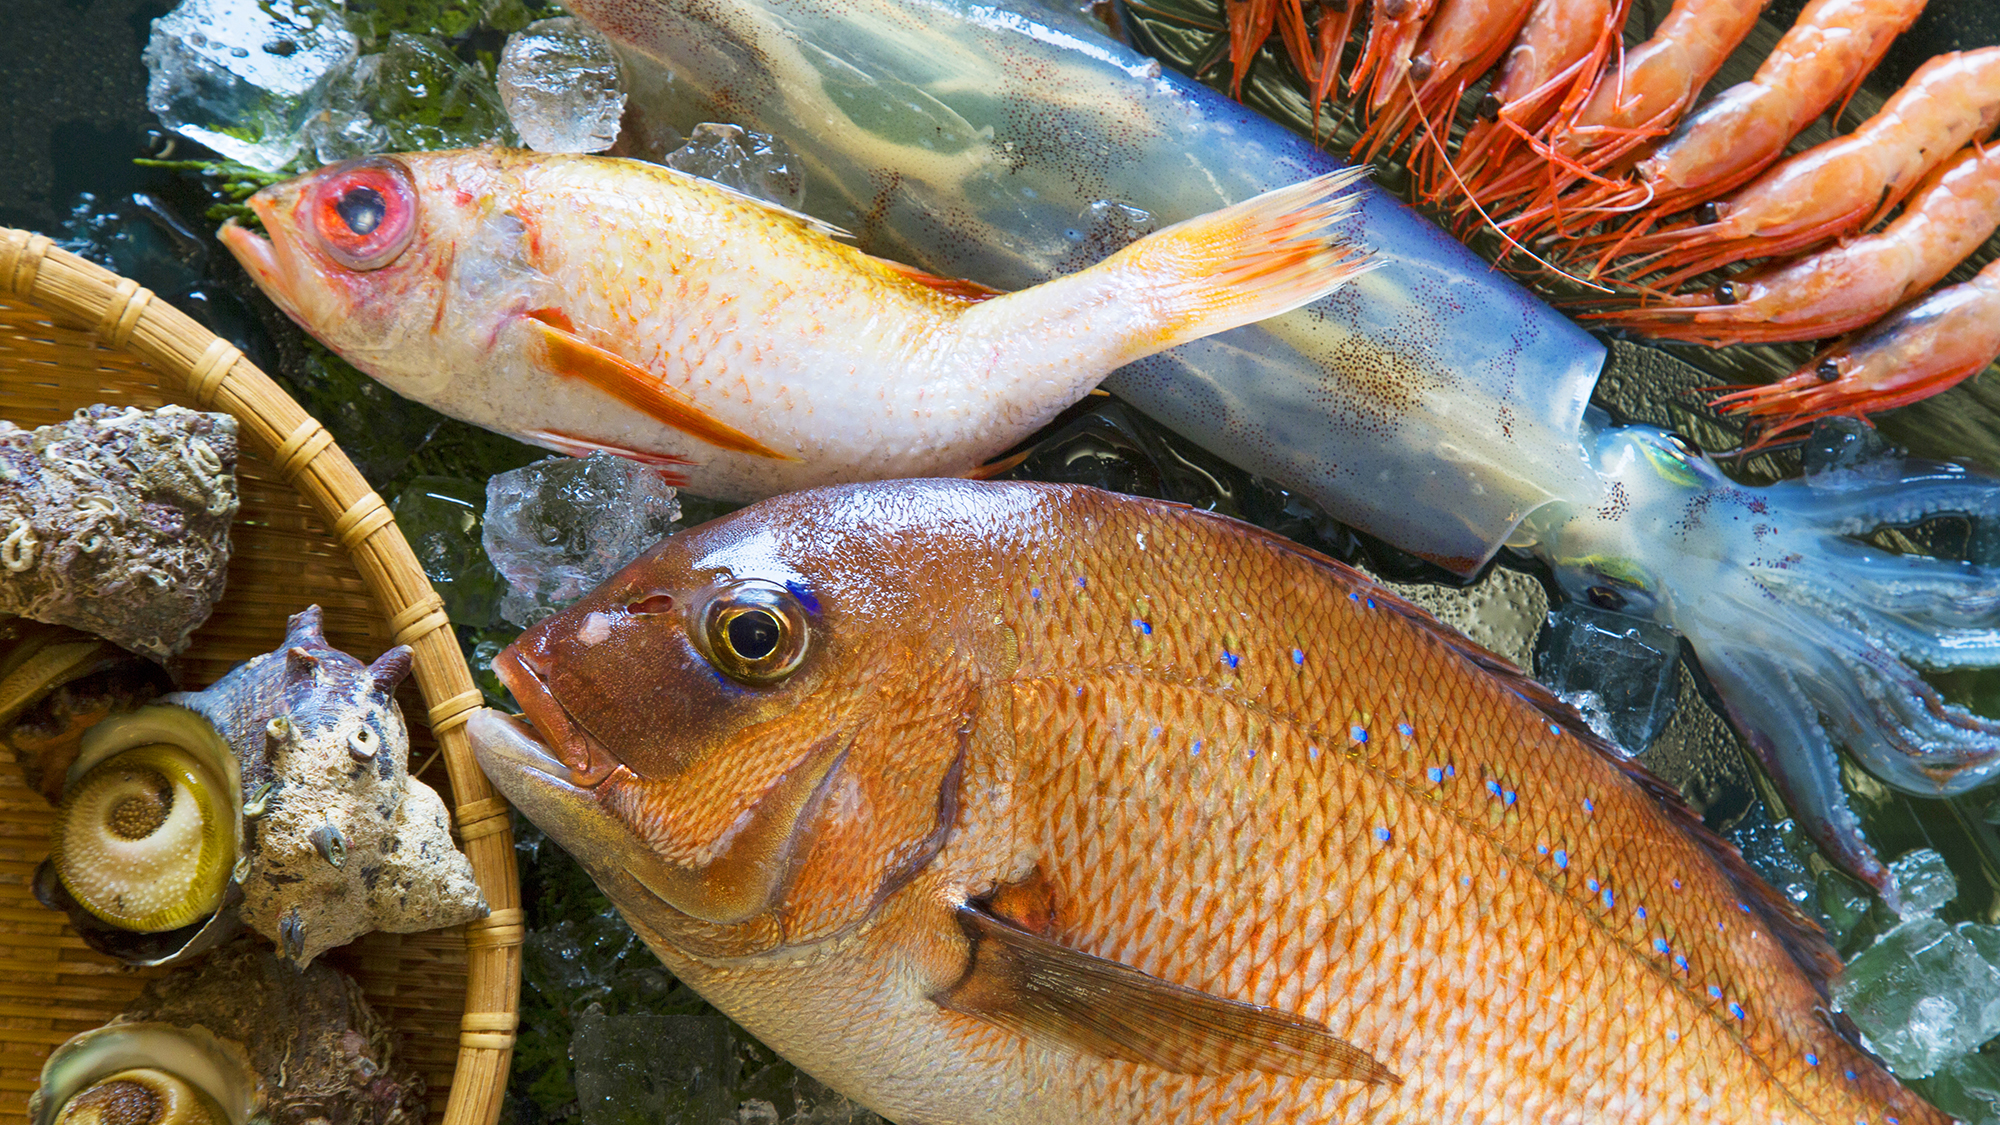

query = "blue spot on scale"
[1150,725,1163,739]
[1365,597,1377,609]
[1292,648,1304,665]
[1554,851,1569,869]
[1427,767,1444,783]
[1738,902,1752,914]
[1667,1030,1679,1041]
[1708,986,1722,1000]
[1653,938,1669,955]
[1461,875,1471,886]
[1636,906,1647,920]
[1192,740,1203,755]
[1729,1003,1745,1020]
[1374,827,1391,844]
[1537,844,1549,855]
[1672,879,1683,890]
[1076,576,1087,588]
[1846,1070,1857,1082]
[1030,587,1042,600]
[1309,744,1321,760]
[1397,722,1414,737]
[1587,879,1599,893]
[1806,1054,1819,1067]
[1222,651,1240,670]
[1674,954,1688,972]
[1446,764,1456,777]
[1349,592,1360,602]
[1583,798,1595,813]
[1133,619,1152,634]
[1351,725,1368,743]
[1504,789,1517,806]
[1548,723,1561,735]
[1601,889,1615,908]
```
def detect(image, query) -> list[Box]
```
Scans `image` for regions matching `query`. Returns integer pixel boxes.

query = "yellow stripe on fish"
[218,150,1375,498]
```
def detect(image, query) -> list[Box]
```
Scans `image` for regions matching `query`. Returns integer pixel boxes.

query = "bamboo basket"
[0,229,522,1125]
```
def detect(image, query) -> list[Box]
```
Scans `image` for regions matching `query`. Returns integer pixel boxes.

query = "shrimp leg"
[1483,0,1767,224]
[1348,0,1439,111]
[1355,0,1537,171]
[1521,428,2000,903]
[1716,256,2000,448]
[1612,46,2000,283]
[1591,141,2000,345]
[1567,0,1926,269]
[1446,0,1631,211]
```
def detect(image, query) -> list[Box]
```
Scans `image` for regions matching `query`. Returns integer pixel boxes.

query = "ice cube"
[498,18,627,154]
[572,1005,737,1125]
[1888,848,1959,919]
[666,123,807,211]
[304,32,512,164]
[392,477,505,630]
[1725,809,1817,918]
[1801,416,1905,492]
[1835,916,2000,1077]
[1533,602,1680,755]
[482,452,682,628]
[143,0,358,170]
[1918,1049,2000,1125]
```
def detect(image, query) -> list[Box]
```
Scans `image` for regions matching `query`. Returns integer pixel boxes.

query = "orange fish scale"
[946,495,1927,1122]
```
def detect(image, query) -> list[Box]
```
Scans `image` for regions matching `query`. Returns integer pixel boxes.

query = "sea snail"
[29,1023,260,1125]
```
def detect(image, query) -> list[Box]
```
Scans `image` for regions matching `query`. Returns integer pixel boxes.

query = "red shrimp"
[1610,47,2000,285]
[1566,0,1926,265]
[1589,141,2000,345]
[1483,0,1768,223]
[1224,0,1281,96]
[1355,0,1538,170]
[1348,0,1440,111]
[1444,0,1632,208]
[1715,256,2000,450]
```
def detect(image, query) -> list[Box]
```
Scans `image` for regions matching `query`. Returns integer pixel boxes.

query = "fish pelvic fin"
[522,312,801,462]
[934,898,1399,1085]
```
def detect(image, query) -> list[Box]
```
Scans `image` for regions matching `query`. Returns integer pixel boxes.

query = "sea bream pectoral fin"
[520,310,801,462]
[934,901,1399,1085]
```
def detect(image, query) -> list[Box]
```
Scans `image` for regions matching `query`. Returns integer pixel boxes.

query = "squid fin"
[521,313,799,462]
[934,900,1399,1084]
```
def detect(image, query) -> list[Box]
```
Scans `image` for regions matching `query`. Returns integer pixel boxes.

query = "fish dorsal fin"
[634,159,856,241]
[521,312,800,462]
[870,258,1007,303]
[934,900,1399,1085]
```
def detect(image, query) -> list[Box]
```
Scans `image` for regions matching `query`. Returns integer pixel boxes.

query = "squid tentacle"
[1524,427,2000,899]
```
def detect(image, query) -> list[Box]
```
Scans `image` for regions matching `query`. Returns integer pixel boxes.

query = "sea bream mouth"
[487,644,628,788]
[217,192,310,327]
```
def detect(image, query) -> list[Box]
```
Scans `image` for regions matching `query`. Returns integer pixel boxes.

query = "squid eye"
[306,156,418,271]
[699,580,810,685]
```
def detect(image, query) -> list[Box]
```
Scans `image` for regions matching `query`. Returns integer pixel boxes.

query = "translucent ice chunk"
[573,1005,736,1125]
[666,123,806,211]
[1917,1050,2000,1125]
[498,18,627,154]
[1888,848,1959,919]
[304,32,512,164]
[1533,602,1680,755]
[482,453,682,628]
[392,477,505,630]
[143,0,358,170]
[1835,916,2000,1077]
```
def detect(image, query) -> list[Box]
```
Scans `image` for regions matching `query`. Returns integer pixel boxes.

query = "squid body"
[566,0,2000,897]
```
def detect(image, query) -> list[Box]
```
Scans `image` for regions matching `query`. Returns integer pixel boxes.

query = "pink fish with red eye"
[219,148,1374,497]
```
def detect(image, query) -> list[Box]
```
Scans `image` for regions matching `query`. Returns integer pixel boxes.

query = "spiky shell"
[169,605,486,965]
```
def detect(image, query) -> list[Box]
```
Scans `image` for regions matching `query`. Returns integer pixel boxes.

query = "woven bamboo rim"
[0,229,521,1125]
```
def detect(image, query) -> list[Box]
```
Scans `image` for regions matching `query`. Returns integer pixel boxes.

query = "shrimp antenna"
[1402,69,1612,293]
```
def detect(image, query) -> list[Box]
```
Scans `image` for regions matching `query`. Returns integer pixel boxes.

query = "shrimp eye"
[698,580,810,685]
[307,157,418,271]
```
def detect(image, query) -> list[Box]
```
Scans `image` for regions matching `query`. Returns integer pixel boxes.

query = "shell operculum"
[52,743,234,932]
[29,1023,261,1125]
[54,1068,228,1125]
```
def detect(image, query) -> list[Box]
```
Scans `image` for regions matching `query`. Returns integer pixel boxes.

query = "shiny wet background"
[5,0,2000,1120]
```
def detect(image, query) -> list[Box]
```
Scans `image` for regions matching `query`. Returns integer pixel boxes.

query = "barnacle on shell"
[0,405,238,660]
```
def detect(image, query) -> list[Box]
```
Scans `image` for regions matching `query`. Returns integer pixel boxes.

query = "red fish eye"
[306,157,418,271]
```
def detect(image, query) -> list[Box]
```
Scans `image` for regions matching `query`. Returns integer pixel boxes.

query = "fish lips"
[490,643,627,788]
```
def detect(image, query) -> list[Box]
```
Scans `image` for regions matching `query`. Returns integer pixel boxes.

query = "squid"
[565,0,2000,903]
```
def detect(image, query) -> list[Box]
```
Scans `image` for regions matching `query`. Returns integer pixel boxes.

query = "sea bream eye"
[698,580,810,685]
[305,156,418,272]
